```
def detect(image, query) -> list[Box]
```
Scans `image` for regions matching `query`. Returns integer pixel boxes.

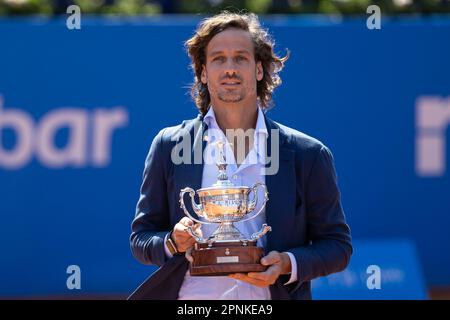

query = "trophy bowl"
[197,186,252,221]
[180,183,269,243]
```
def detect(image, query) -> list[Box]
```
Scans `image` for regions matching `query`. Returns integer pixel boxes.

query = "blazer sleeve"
[130,128,171,267]
[288,145,353,289]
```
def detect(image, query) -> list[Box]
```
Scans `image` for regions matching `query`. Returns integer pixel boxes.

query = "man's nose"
[223,59,238,77]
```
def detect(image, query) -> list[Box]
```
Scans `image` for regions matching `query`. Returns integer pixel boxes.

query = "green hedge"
[0,0,449,16]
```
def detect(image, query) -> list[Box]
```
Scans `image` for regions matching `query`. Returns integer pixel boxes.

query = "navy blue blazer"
[129,114,352,300]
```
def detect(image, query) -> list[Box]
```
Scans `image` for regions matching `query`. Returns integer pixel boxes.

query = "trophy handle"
[239,182,269,223]
[250,223,272,241]
[179,187,213,225]
[186,226,208,243]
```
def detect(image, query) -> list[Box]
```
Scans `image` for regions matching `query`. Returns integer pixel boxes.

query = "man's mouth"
[221,81,241,86]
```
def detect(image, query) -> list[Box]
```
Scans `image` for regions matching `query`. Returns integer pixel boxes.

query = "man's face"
[201,28,263,105]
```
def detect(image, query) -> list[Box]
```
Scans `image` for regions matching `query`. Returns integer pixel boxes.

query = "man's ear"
[201,65,207,84]
[256,61,263,81]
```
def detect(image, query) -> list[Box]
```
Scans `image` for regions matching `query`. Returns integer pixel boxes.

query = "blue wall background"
[0,15,449,297]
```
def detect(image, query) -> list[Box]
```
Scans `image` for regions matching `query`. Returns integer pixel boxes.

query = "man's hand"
[228,251,292,287]
[171,217,202,253]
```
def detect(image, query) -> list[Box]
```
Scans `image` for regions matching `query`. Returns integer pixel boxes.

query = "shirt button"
[233,175,238,180]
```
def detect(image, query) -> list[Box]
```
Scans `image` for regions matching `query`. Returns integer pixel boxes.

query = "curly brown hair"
[185,11,289,115]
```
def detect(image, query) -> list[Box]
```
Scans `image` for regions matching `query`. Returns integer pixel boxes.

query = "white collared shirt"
[165,106,297,300]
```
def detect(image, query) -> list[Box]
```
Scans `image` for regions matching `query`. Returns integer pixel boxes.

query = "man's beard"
[217,89,245,103]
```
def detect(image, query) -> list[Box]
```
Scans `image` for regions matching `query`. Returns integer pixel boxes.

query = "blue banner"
[0,15,449,297]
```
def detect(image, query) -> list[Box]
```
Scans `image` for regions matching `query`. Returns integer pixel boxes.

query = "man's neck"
[211,102,258,132]
[209,101,259,166]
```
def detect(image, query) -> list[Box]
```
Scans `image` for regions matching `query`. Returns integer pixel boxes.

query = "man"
[129,12,352,300]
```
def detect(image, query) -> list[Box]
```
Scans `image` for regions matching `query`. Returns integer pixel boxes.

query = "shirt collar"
[203,106,268,136]
[203,105,268,163]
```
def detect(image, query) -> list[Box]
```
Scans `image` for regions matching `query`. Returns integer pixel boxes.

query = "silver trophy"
[179,140,271,276]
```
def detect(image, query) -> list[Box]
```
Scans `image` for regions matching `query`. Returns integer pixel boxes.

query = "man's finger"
[174,223,188,233]
[247,265,280,281]
[260,251,281,266]
[229,273,269,288]
[246,272,270,282]
[175,223,201,238]
[185,247,194,263]
[180,217,194,227]
[174,223,194,236]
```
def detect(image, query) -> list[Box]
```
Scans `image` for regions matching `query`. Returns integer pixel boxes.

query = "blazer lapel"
[188,116,207,191]
[173,116,207,221]
[264,117,296,252]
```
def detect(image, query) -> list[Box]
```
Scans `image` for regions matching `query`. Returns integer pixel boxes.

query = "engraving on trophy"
[217,256,239,264]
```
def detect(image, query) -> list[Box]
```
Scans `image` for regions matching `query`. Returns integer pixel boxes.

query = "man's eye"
[236,56,247,62]
[213,56,225,62]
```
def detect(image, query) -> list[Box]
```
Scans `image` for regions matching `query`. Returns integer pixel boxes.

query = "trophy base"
[189,241,267,276]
